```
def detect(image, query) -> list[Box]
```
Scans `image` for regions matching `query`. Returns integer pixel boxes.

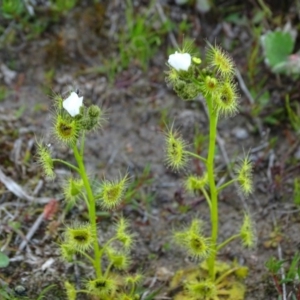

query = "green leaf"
[0,289,10,298]
[0,252,9,268]
[37,284,56,300]
[286,252,300,281]
[262,31,294,68]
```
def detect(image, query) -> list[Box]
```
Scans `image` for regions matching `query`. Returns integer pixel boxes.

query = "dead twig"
[0,167,52,204]
[16,212,44,255]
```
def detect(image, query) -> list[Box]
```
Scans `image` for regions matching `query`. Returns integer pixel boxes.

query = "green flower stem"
[216,234,240,251]
[72,145,102,277]
[80,131,86,157]
[52,159,80,173]
[185,151,207,164]
[205,97,219,280]
[217,178,238,192]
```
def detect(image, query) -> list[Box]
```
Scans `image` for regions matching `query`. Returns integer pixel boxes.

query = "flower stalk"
[206,96,219,279]
[37,91,140,298]
[72,143,102,277]
[165,42,256,291]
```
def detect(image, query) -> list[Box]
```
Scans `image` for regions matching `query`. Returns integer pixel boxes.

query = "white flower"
[63,92,83,117]
[168,51,192,71]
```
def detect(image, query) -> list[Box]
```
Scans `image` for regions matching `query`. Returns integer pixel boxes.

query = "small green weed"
[286,95,300,134]
[266,253,300,299]
[119,0,170,70]
[125,164,155,210]
[51,0,77,14]
[293,178,300,206]
[1,0,24,19]
[0,86,8,102]
[0,251,9,268]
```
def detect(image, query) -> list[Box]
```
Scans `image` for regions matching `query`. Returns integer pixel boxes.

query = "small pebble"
[232,127,249,140]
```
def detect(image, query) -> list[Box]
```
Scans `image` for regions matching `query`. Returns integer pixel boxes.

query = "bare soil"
[1,1,300,300]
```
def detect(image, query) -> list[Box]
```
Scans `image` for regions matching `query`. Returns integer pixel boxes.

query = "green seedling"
[293,178,300,206]
[125,164,154,210]
[0,0,76,44]
[1,0,24,19]
[164,41,255,299]
[118,0,169,71]
[266,253,300,299]
[51,0,77,13]
[36,92,142,299]
[0,251,9,268]
[0,86,8,102]
[286,95,300,134]
[14,104,26,119]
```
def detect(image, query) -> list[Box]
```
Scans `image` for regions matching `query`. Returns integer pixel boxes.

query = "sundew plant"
[36,92,141,299]
[165,43,255,299]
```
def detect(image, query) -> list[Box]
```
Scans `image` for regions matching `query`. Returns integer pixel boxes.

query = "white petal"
[168,51,191,71]
[63,92,83,117]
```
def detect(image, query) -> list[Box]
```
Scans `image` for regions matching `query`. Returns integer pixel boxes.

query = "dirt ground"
[1,1,300,299]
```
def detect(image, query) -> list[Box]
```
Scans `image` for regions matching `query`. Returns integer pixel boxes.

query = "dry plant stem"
[271,274,283,296]
[72,144,102,278]
[206,96,219,280]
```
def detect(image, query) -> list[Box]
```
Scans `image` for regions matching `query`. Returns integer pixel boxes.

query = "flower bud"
[88,105,101,119]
